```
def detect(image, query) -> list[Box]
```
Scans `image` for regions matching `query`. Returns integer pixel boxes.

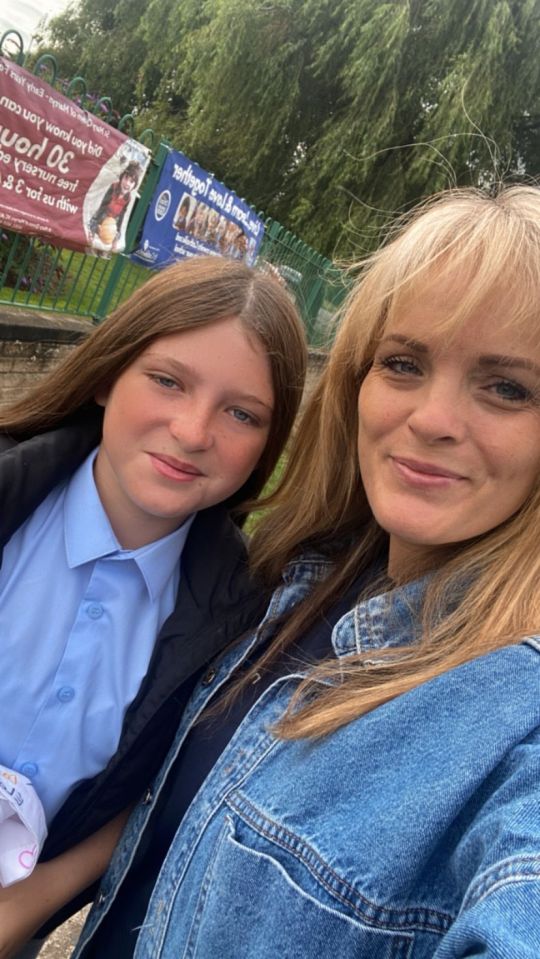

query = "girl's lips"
[149,453,205,481]
[391,456,466,487]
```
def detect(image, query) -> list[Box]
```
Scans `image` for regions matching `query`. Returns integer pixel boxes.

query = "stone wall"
[0,309,90,409]
[0,308,326,410]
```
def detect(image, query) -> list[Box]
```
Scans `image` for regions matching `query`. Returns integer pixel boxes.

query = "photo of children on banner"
[205,209,220,245]
[190,201,210,240]
[87,161,143,253]
[222,222,248,260]
[172,195,194,233]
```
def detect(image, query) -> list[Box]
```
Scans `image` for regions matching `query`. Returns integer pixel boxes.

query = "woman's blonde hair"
[247,185,540,737]
[0,256,307,507]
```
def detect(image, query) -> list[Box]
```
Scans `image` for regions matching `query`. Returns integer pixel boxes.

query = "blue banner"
[131,150,265,268]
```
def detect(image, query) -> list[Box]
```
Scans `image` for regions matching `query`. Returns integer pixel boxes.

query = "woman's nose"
[407,379,468,444]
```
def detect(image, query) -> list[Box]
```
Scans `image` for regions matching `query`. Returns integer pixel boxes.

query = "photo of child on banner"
[131,149,265,269]
[83,144,148,254]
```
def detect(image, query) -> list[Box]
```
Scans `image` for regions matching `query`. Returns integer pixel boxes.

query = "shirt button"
[57,686,75,703]
[20,762,39,778]
[201,668,217,686]
[87,602,104,620]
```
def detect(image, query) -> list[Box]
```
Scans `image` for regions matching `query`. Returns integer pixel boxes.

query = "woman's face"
[94,317,274,549]
[357,274,540,577]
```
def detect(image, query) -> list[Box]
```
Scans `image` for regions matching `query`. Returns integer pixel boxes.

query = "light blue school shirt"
[0,449,194,823]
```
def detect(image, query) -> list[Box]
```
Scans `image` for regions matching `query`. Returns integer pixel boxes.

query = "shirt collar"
[64,449,195,600]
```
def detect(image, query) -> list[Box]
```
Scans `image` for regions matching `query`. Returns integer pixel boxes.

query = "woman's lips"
[391,456,466,487]
[149,453,204,481]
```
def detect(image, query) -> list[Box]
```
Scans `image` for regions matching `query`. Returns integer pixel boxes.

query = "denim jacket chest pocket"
[176,808,419,959]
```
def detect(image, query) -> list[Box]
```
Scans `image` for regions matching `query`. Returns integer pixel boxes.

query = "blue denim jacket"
[75,554,540,958]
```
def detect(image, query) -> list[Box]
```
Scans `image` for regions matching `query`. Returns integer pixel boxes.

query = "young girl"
[9,185,540,958]
[0,254,307,952]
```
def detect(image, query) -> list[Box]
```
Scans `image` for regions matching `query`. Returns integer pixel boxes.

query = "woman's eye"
[488,378,532,403]
[379,355,421,376]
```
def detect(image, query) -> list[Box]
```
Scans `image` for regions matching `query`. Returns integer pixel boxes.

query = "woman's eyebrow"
[478,354,540,376]
[379,334,428,352]
[380,338,540,377]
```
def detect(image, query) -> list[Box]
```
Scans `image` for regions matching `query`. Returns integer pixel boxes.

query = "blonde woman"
[5,186,540,958]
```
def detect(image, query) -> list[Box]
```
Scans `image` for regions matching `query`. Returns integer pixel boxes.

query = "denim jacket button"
[96,891,107,907]
[202,667,217,686]
[142,788,153,805]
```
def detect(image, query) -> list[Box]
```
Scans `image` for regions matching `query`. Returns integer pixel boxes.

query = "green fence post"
[303,253,328,334]
[0,30,25,64]
[92,140,170,322]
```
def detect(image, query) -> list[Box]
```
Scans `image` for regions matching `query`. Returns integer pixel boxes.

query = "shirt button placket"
[57,686,76,703]
[86,602,104,620]
[20,762,39,778]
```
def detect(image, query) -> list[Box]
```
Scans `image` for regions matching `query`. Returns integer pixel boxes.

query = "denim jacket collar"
[280,551,427,660]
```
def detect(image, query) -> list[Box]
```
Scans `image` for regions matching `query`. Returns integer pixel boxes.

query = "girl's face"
[120,173,137,192]
[357,273,540,578]
[94,317,274,549]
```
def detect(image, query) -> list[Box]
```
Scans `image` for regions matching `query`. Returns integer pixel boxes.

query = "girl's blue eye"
[230,408,256,425]
[150,374,178,389]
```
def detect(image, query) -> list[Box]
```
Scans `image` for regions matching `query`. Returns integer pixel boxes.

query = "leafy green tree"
[137,0,317,208]
[39,0,540,258]
[42,0,148,118]
[136,0,540,256]
[284,0,540,256]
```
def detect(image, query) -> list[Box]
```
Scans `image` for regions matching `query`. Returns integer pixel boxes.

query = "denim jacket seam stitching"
[355,605,379,655]
[227,793,454,934]
[180,814,233,958]
[461,854,540,910]
[282,558,331,586]
[355,606,388,661]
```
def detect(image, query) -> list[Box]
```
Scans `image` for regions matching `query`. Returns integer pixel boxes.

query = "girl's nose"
[169,405,214,452]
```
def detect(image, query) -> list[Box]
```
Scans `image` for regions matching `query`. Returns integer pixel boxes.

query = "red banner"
[0,57,150,254]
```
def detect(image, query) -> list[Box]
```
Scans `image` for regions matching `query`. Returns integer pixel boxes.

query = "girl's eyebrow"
[143,353,201,379]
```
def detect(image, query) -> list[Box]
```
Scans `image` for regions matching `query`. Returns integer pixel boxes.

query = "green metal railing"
[0,30,348,344]
[257,220,349,344]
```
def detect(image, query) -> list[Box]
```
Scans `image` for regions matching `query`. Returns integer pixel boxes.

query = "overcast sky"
[1,0,73,53]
